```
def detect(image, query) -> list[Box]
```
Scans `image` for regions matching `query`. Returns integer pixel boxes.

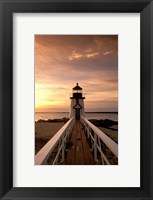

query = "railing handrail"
[35,117,74,165]
[81,116,118,158]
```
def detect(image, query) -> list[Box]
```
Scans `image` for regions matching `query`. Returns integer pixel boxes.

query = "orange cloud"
[103,51,113,56]
[69,51,99,60]
[68,51,83,60]
[86,52,99,58]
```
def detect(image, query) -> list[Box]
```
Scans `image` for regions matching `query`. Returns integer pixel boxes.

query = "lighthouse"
[69,83,85,120]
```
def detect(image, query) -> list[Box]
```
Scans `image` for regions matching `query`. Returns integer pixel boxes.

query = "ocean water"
[35,112,118,122]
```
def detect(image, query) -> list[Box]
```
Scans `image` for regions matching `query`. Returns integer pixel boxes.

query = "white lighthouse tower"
[69,83,85,120]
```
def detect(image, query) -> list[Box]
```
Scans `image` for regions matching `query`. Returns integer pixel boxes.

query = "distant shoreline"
[35,112,118,122]
[36,118,118,123]
[35,111,118,114]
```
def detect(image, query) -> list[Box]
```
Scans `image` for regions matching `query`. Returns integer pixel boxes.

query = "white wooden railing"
[35,117,74,165]
[81,116,118,165]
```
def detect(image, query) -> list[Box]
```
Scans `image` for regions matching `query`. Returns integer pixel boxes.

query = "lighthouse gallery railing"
[81,115,118,164]
[35,117,74,165]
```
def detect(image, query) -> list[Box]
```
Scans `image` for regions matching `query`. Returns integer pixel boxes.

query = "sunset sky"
[35,35,118,112]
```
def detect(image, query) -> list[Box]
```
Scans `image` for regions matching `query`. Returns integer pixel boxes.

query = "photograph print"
[35,35,118,165]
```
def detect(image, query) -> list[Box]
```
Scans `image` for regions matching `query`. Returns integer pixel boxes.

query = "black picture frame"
[0,0,153,199]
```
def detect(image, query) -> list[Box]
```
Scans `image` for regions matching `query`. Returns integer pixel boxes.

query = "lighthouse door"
[75,109,80,120]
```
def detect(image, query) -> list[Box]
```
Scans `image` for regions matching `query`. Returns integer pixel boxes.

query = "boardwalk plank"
[65,120,94,165]
[81,126,95,165]
[65,123,76,165]
[75,125,84,165]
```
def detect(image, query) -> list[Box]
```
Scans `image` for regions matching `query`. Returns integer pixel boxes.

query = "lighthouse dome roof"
[73,83,82,90]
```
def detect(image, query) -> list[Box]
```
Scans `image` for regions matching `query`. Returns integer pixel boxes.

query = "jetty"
[35,83,118,165]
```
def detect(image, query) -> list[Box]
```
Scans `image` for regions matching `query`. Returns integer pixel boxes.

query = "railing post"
[94,132,97,162]
[61,134,65,162]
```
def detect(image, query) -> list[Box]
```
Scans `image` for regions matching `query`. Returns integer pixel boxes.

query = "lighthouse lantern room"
[69,83,85,120]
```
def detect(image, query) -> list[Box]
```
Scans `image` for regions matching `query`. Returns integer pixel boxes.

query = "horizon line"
[35,111,118,113]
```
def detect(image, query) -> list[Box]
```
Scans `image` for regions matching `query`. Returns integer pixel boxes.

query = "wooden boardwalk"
[65,120,95,165]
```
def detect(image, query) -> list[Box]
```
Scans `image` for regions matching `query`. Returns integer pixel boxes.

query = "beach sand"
[35,122,64,154]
